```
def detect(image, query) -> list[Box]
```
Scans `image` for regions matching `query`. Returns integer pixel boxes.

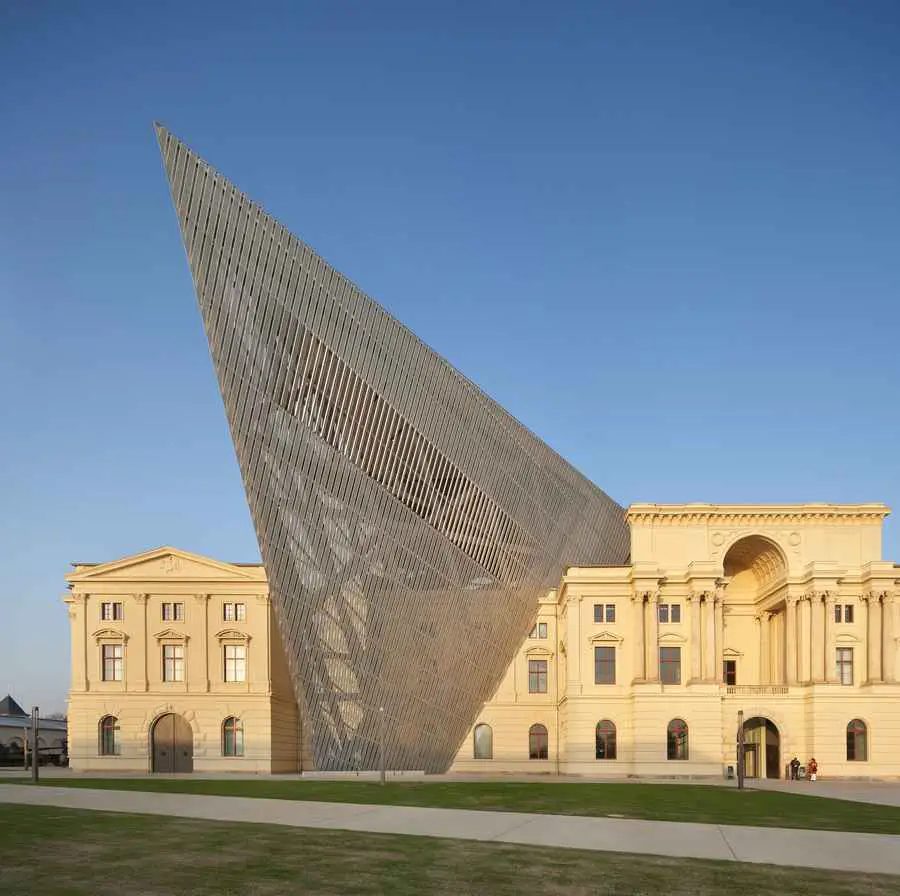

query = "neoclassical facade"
[64,504,899,778]
[64,547,304,773]
[450,503,900,779]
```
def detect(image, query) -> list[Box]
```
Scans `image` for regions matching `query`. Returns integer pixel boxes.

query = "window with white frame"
[162,644,185,682]
[593,603,616,624]
[529,622,548,639]
[162,602,184,622]
[835,604,855,624]
[101,644,123,681]
[100,601,123,621]
[224,602,247,622]
[224,644,247,682]
[658,603,681,624]
[836,647,853,685]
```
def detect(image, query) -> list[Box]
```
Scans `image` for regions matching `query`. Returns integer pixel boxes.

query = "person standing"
[790,757,800,780]
[808,757,818,782]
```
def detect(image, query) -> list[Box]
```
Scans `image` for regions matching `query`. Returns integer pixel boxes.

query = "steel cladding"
[157,125,629,771]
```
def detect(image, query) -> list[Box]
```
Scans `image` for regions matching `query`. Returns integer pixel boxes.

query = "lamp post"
[31,706,40,784]
[378,706,385,786]
[736,709,745,791]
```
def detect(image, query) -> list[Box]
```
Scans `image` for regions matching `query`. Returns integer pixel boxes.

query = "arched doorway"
[742,716,779,779]
[151,713,193,773]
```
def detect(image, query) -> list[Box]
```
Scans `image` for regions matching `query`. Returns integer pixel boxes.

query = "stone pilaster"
[193,593,211,693]
[865,592,883,683]
[646,592,660,682]
[824,593,838,683]
[631,593,645,682]
[703,594,717,681]
[785,595,799,685]
[688,592,702,682]
[714,585,725,683]
[810,591,826,683]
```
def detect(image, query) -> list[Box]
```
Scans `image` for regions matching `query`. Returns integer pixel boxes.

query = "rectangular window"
[162,645,185,682]
[594,646,616,684]
[528,659,548,694]
[605,604,616,624]
[836,647,853,685]
[660,647,681,684]
[658,604,669,624]
[844,604,854,624]
[224,603,247,622]
[224,645,247,682]
[101,644,123,681]
[671,604,681,623]
[834,604,842,624]
[593,604,603,623]
[723,659,737,685]
[100,602,123,621]
[529,622,548,639]
[162,602,184,622]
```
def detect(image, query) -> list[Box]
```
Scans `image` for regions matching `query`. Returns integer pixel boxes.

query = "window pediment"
[658,632,686,643]
[154,628,189,644]
[835,632,860,643]
[589,631,623,644]
[92,628,128,644]
[524,645,553,658]
[722,647,743,657]
[215,628,251,643]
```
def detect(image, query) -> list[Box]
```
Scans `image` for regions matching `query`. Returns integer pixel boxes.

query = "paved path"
[2,784,900,875]
[749,778,900,808]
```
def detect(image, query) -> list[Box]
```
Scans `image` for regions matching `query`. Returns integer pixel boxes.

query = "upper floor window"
[528,659,548,694]
[658,603,681,624]
[224,602,246,622]
[162,645,185,682]
[667,718,689,760]
[98,715,120,755]
[594,646,616,684]
[473,723,493,760]
[100,602,123,621]
[224,645,247,682]
[593,604,616,624]
[836,648,853,686]
[529,622,548,639]
[222,716,244,757]
[528,723,548,760]
[835,604,854,624]
[723,659,737,686]
[101,644,123,681]
[660,647,681,684]
[162,602,184,622]
[846,719,867,761]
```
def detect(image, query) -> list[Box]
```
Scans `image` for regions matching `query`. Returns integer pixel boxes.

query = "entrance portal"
[151,713,193,773]
[742,717,780,779]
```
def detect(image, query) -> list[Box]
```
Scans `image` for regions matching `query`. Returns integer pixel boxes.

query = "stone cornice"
[626,503,890,526]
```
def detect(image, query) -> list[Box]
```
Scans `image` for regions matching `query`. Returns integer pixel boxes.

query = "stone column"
[646,592,660,681]
[704,595,716,681]
[714,588,725,683]
[194,593,211,693]
[758,612,770,685]
[631,594,645,682]
[882,592,895,683]
[798,595,812,683]
[689,592,702,682]
[785,596,799,685]
[866,593,883,683]
[132,593,149,692]
[824,594,838,683]
[811,592,826,683]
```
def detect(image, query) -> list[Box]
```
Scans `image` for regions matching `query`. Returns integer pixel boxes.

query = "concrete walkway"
[2,784,900,875]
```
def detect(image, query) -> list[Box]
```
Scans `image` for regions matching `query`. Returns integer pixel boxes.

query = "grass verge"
[1,804,898,896]
[9,777,900,834]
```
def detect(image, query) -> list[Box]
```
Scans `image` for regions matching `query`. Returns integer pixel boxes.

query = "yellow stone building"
[64,504,900,778]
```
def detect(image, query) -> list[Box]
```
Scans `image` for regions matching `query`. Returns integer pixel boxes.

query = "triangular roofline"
[66,546,264,583]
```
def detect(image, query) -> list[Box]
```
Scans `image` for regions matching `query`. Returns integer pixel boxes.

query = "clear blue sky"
[1,2,898,713]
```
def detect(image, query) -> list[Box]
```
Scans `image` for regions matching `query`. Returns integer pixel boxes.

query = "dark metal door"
[152,713,193,773]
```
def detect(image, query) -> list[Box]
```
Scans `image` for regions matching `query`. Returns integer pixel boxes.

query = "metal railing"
[724,685,789,696]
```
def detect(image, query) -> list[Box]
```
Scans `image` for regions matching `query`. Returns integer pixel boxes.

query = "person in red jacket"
[808,758,818,782]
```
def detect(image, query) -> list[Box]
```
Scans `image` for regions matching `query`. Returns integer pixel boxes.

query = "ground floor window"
[222,717,244,757]
[846,719,867,761]
[595,720,616,759]
[99,715,120,755]
[667,718,688,760]
[473,723,493,759]
[529,724,548,760]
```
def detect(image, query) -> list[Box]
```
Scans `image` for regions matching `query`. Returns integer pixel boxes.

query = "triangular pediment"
[215,628,251,643]
[66,546,264,584]
[723,647,743,657]
[91,627,128,643]
[153,628,189,643]
[589,630,623,644]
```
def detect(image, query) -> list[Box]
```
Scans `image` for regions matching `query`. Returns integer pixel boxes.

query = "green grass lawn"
[1,804,897,896]
[13,777,900,834]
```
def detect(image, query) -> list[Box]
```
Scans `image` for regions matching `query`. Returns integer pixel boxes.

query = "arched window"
[596,720,617,760]
[98,716,120,756]
[222,716,244,757]
[473,723,493,760]
[667,718,688,760]
[529,723,548,760]
[847,719,867,762]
